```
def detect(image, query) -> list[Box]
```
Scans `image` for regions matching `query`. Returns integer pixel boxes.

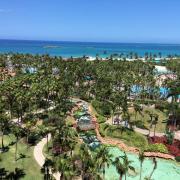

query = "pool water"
[131,85,180,98]
[105,147,180,180]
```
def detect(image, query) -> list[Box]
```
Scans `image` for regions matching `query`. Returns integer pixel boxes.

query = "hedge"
[145,143,168,153]
[175,156,180,162]
[92,100,112,116]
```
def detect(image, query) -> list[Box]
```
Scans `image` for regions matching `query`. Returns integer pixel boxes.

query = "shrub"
[135,99,156,105]
[148,136,167,144]
[28,132,41,145]
[173,139,180,147]
[155,101,168,111]
[92,100,112,116]
[100,131,105,137]
[166,145,180,157]
[175,156,180,162]
[149,136,180,157]
[145,143,168,153]
[97,115,106,124]
[134,120,148,130]
[166,131,174,145]
[99,124,108,137]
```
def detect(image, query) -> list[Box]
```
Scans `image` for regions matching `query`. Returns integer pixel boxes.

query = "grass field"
[0,135,43,180]
[99,123,149,150]
[129,107,168,133]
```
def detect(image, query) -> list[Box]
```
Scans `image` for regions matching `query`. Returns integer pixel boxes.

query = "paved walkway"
[11,105,55,124]
[134,127,180,140]
[10,106,61,179]
[33,134,61,180]
[106,117,180,140]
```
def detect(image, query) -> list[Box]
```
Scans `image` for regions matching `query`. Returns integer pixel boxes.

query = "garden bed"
[148,136,180,157]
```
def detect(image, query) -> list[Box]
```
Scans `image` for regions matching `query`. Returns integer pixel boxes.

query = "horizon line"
[0,38,180,45]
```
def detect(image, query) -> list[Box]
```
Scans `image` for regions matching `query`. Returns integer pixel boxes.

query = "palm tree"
[0,168,8,179]
[134,103,143,121]
[41,158,54,180]
[153,115,159,137]
[55,154,75,180]
[0,114,10,150]
[79,144,91,179]
[78,144,102,180]
[120,152,135,180]
[24,120,36,144]
[52,121,78,155]
[149,158,157,180]
[7,168,25,180]
[113,157,126,180]
[147,112,154,137]
[138,151,145,180]
[11,125,24,161]
[38,125,52,152]
[95,145,112,179]
[0,79,16,119]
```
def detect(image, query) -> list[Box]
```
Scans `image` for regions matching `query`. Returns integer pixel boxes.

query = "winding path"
[33,134,61,180]
[136,127,180,140]
[11,106,61,179]
[134,127,180,140]
[11,105,55,124]
[106,116,180,140]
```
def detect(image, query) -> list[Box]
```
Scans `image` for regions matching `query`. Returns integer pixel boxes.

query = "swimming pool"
[105,147,180,180]
[131,85,180,98]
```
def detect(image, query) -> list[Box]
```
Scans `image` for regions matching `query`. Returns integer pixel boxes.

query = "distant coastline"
[43,45,61,49]
[1,39,180,45]
[0,39,180,58]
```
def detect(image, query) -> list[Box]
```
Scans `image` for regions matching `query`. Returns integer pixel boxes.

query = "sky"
[0,0,180,43]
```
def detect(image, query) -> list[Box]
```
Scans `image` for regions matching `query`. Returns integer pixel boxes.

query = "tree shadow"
[162,119,168,123]
[0,146,9,153]
[9,141,16,146]
[7,168,26,179]
[0,168,26,179]
[16,153,30,161]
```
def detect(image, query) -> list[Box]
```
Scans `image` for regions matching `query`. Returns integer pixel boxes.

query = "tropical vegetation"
[0,53,180,179]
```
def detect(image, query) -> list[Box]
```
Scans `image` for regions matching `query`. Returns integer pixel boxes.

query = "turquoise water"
[131,85,180,98]
[131,85,168,97]
[105,147,180,180]
[1,39,180,57]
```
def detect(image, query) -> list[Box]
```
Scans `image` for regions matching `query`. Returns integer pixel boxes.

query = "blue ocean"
[0,39,180,58]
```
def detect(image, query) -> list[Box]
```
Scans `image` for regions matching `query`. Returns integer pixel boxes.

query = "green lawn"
[129,107,168,133]
[0,135,43,180]
[99,123,149,150]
